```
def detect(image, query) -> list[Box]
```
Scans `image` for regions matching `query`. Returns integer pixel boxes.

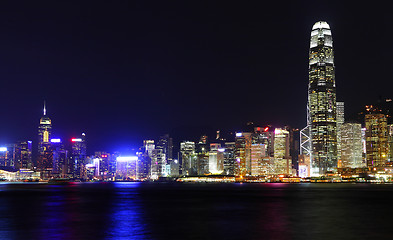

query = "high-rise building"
[235,132,252,176]
[95,151,110,177]
[150,148,166,179]
[50,139,68,178]
[136,141,154,179]
[209,143,224,174]
[116,156,138,180]
[196,135,209,154]
[15,141,33,170]
[70,133,87,179]
[289,128,300,173]
[337,102,345,164]
[340,123,363,168]
[365,113,388,168]
[156,134,173,162]
[196,153,209,175]
[273,128,292,175]
[37,102,53,177]
[388,124,393,162]
[223,142,236,175]
[0,146,12,167]
[180,141,196,176]
[250,143,265,176]
[252,127,274,157]
[306,21,337,176]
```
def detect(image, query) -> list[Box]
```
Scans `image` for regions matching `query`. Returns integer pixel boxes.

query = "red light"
[257,127,261,131]
[264,127,269,132]
[102,154,107,158]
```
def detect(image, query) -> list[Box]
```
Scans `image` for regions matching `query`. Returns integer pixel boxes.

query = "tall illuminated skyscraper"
[37,102,53,176]
[307,21,337,176]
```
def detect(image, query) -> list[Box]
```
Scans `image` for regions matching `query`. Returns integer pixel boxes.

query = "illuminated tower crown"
[38,101,52,153]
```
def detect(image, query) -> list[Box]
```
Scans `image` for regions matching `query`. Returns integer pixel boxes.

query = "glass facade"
[365,114,388,167]
[308,21,337,176]
[340,123,364,168]
[38,105,52,172]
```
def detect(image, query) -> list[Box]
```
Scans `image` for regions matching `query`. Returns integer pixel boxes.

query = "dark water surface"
[0,182,391,240]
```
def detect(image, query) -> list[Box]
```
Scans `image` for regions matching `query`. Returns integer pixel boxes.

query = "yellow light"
[43,131,49,143]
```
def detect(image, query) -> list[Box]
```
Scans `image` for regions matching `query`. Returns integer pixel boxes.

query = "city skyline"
[0,1,392,152]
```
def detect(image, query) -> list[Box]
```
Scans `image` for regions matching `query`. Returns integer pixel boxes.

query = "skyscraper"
[156,134,173,162]
[180,141,195,176]
[235,132,252,176]
[365,113,388,168]
[50,139,68,178]
[223,142,236,175]
[15,141,33,170]
[340,123,363,168]
[273,128,292,175]
[336,102,345,164]
[209,143,224,174]
[307,21,337,176]
[70,133,87,179]
[250,143,265,176]
[37,102,53,177]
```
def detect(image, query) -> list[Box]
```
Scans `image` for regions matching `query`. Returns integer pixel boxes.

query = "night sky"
[0,1,392,153]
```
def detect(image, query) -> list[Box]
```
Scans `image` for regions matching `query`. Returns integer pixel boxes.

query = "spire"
[43,101,46,116]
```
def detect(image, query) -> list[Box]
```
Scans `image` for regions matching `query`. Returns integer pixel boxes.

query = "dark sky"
[0,1,392,153]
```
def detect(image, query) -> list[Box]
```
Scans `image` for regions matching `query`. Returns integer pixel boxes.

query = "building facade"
[37,103,53,177]
[365,114,388,168]
[340,123,363,168]
[307,21,338,176]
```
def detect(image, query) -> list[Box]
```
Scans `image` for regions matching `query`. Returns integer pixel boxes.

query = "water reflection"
[0,183,393,239]
[106,182,150,240]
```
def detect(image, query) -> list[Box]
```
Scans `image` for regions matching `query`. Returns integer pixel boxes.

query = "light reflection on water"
[106,182,150,240]
[0,183,392,239]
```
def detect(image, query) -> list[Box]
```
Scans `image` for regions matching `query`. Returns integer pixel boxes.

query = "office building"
[70,133,87,178]
[15,141,33,170]
[51,139,68,178]
[365,113,388,168]
[37,103,53,178]
[306,21,338,176]
[209,143,224,174]
[180,141,195,176]
[340,123,363,168]
[273,128,292,175]
[235,132,252,176]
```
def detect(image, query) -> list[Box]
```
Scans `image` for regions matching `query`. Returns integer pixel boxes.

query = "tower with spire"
[37,101,53,176]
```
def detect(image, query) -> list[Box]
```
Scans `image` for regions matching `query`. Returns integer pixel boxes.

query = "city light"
[51,138,61,143]
[71,138,82,142]
[236,133,242,137]
[85,163,94,168]
[116,156,138,162]
[0,147,7,152]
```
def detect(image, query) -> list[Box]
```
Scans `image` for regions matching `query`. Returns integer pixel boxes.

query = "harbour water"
[0,182,391,239]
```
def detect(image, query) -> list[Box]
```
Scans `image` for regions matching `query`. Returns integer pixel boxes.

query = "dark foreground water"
[0,182,392,240]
